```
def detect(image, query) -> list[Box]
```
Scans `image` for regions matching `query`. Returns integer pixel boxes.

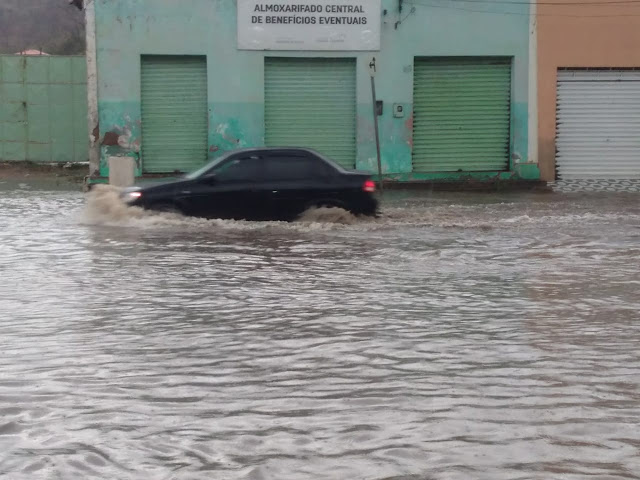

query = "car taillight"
[363,180,376,193]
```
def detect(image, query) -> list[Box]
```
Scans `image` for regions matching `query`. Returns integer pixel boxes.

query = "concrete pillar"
[528,0,538,165]
[85,0,100,177]
[108,156,136,187]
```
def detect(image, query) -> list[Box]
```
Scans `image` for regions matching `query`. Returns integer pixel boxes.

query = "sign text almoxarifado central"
[238,0,381,51]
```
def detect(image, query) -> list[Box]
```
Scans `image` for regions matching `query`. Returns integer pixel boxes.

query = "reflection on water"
[0,181,639,480]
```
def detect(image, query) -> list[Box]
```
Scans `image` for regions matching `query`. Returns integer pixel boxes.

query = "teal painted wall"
[94,0,538,181]
[0,55,88,163]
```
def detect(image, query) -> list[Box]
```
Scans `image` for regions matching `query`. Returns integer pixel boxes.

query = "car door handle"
[272,190,278,193]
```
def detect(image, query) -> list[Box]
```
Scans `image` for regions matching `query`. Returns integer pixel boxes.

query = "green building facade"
[90,0,540,184]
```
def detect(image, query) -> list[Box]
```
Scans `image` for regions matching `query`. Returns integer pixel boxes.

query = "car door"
[263,152,337,220]
[180,154,267,220]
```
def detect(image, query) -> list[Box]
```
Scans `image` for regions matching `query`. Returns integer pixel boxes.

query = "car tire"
[307,199,347,211]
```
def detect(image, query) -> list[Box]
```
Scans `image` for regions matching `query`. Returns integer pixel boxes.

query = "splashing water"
[81,184,361,230]
[296,206,358,225]
[82,184,145,223]
[82,185,640,234]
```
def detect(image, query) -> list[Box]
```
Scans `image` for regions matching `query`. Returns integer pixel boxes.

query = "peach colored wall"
[538,4,640,181]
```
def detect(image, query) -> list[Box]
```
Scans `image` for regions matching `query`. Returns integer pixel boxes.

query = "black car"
[120,147,379,221]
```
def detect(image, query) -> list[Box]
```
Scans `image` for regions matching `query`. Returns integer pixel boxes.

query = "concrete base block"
[108,156,135,187]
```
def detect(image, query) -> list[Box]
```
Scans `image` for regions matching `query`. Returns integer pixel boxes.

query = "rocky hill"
[0,0,85,55]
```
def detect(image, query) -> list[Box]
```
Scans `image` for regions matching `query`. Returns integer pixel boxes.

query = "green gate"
[141,56,208,173]
[0,55,88,163]
[264,57,356,169]
[412,58,512,172]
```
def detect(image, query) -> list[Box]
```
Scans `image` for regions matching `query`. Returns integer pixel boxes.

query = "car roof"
[231,147,320,154]
[224,147,347,171]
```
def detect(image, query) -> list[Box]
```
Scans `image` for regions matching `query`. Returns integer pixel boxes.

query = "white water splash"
[81,185,638,233]
[80,184,362,231]
[296,206,358,225]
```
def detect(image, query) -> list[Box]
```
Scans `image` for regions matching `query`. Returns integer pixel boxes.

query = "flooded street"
[1,182,639,480]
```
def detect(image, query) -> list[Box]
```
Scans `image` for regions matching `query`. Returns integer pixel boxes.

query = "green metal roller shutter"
[264,58,356,169]
[412,58,511,172]
[141,56,208,173]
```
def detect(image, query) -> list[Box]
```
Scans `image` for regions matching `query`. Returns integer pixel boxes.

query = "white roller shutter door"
[556,69,640,179]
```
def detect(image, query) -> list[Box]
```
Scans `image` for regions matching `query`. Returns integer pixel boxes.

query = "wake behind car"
[120,147,379,221]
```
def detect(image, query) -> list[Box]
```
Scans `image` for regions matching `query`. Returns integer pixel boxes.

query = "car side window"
[264,154,331,181]
[212,156,263,182]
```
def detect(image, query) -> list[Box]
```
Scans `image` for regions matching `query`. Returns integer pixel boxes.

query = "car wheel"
[299,200,357,224]
[307,199,346,211]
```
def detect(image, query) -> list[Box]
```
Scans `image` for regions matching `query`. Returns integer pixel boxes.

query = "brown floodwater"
[0,181,638,480]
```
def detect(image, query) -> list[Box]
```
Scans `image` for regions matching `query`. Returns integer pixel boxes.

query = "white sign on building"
[237,0,381,51]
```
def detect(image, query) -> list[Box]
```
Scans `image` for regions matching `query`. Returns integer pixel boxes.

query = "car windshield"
[182,153,234,180]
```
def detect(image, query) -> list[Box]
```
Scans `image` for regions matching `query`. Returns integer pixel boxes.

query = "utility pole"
[369,57,383,191]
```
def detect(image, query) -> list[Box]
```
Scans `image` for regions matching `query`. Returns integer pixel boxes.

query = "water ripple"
[0,184,638,479]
